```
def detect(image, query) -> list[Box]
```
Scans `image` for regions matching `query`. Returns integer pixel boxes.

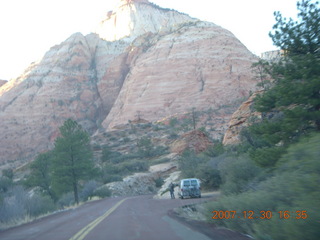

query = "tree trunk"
[73,181,79,205]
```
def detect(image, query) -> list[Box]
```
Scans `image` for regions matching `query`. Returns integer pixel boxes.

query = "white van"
[178,178,201,199]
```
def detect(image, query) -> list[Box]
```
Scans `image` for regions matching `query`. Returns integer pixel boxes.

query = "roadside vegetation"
[0,108,217,229]
[204,135,319,240]
[0,1,318,238]
[178,1,320,239]
[0,112,199,228]
[0,119,111,229]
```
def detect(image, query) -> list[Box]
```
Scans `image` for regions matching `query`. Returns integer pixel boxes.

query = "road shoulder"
[167,206,251,240]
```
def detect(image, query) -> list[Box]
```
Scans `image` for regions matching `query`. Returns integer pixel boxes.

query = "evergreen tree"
[52,119,94,204]
[248,0,320,167]
[26,151,57,201]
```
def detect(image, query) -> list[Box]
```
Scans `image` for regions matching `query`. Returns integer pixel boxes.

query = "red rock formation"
[222,91,263,145]
[0,0,259,168]
[0,33,106,168]
[171,130,213,154]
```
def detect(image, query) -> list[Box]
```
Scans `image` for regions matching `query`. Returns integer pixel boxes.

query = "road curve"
[0,194,250,240]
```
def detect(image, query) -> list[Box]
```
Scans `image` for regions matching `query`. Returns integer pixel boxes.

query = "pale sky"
[0,0,299,81]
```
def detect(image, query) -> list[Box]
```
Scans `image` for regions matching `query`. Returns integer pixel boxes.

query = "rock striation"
[0,0,259,167]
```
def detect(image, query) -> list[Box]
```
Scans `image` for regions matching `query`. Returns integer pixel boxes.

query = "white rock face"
[95,0,196,41]
[107,161,179,197]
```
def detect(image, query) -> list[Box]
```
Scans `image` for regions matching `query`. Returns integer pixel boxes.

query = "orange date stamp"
[212,210,308,220]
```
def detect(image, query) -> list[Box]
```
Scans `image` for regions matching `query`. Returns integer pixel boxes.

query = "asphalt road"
[0,194,250,240]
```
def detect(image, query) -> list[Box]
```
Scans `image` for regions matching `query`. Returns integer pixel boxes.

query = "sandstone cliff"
[102,20,258,130]
[222,91,262,145]
[0,0,259,168]
[170,130,213,154]
[0,33,106,167]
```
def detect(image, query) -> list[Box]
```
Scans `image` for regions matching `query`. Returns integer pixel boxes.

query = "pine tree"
[248,0,320,167]
[52,119,94,204]
[26,151,57,201]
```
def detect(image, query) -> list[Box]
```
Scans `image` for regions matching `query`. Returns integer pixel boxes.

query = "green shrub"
[80,180,100,201]
[139,122,152,129]
[0,186,28,224]
[0,177,13,193]
[218,154,263,194]
[178,150,223,190]
[154,178,164,188]
[152,124,161,131]
[2,169,13,180]
[178,150,200,178]
[196,165,221,190]
[0,186,56,225]
[57,192,75,208]
[204,134,320,240]
[104,159,149,177]
[93,187,112,198]
[169,118,179,127]
[204,142,225,158]
[26,194,55,217]
[168,131,179,140]
[101,146,122,163]
[151,157,170,165]
[102,175,123,184]
[103,164,121,175]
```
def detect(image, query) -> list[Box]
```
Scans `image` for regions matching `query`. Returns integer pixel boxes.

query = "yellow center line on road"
[69,198,127,240]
